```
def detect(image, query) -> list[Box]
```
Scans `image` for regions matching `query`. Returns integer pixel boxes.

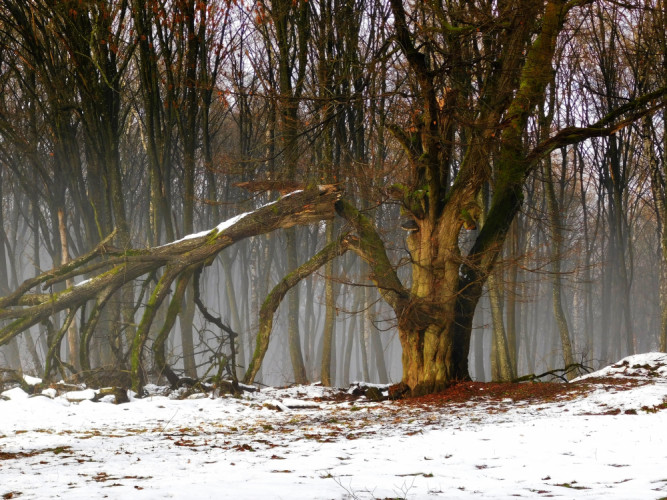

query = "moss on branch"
[244,233,352,385]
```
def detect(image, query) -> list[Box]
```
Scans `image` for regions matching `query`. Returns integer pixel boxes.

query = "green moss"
[206,230,219,243]
[390,182,408,193]
[120,248,150,257]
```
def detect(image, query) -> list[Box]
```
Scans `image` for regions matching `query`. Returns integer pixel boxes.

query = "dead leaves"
[174,438,197,447]
[92,472,111,482]
[0,446,73,461]
[233,443,255,452]
[88,471,152,488]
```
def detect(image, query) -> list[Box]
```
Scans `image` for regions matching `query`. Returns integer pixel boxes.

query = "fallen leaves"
[88,472,152,483]
[233,443,255,452]
[0,446,73,461]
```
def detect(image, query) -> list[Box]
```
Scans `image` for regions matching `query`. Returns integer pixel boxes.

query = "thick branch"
[244,233,352,385]
[334,199,438,329]
[334,199,410,311]
[152,271,193,388]
[0,186,342,348]
[0,229,118,310]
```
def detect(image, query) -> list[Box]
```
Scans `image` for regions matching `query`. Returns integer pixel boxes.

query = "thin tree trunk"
[473,302,486,381]
[360,286,370,382]
[221,252,244,379]
[57,209,80,371]
[343,303,357,386]
[488,271,514,381]
[179,285,198,379]
[543,157,575,375]
[506,220,519,373]
[370,327,388,384]
[321,223,336,386]
[286,229,308,384]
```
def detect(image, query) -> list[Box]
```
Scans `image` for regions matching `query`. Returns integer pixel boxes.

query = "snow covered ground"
[2,353,667,499]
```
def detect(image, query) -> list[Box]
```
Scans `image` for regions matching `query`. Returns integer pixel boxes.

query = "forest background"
[0,0,666,395]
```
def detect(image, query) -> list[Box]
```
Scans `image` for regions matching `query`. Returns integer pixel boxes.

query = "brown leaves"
[396,380,593,407]
[233,443,255,452]
[90,472,152,484]
[0,446,73,461]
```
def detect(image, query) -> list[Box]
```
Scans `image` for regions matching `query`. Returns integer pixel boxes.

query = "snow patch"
[280,398,321,409]
[156,189,309,249]
[1,387,29,400]
[214,212,249,233]
[41,388,57,399]
[23,374,42,385]
[573,352,667,381]
[63,389,97,402]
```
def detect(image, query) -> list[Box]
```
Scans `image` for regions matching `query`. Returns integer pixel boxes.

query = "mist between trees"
[0,0,666,395]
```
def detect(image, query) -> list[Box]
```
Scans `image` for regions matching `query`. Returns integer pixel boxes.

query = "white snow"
[214,212,250,233]
[158,212,250,248]
[2,354,667,499]
[74,278,91,288]
[41,387,57,399]
[573,352,667,381]
[62,388,97,402]
[158,189,306,248]
[1,387,29,400]
[23,374,42,386]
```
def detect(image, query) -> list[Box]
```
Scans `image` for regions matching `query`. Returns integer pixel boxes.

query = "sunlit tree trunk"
[488,269,515,381]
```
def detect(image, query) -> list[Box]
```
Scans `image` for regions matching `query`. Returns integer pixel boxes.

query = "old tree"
[1,0,666,395]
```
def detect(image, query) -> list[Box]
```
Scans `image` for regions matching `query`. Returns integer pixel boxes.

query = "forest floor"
[1,353,667,499]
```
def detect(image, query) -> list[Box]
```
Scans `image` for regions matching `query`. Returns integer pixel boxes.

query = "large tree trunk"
[397,217,483,393]
[399,322,465,394]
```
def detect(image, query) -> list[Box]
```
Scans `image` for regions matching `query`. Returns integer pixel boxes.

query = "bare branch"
[527,86,667,164]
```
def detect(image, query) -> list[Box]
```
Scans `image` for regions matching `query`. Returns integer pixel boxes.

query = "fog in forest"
[0,0,666,392]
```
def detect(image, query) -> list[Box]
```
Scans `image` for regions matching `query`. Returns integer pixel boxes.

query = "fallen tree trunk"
[0,186,342,391]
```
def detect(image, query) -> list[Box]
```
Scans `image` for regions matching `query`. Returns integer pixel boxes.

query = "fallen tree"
[0,185,342,392]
